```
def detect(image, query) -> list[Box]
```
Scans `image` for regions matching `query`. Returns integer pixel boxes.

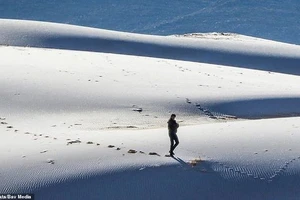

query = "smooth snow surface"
[1,19,300,200]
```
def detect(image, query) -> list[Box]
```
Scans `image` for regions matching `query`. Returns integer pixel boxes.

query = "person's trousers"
[169,133,179,153]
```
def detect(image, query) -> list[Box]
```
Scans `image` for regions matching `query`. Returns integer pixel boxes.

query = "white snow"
[1,19,300,199]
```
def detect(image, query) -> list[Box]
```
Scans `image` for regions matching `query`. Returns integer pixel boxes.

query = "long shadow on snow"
[206,97,300,119]
[31,159,300,200]
[45,36,300,76]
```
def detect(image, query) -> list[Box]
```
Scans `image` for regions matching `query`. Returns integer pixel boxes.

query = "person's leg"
[169,136,174,154]
[172,134,179,151]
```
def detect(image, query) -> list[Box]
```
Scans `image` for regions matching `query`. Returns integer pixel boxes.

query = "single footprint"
[47,159,55,164]
[128,149,137,154]
[67,140,81,145]
[149,152,160,156]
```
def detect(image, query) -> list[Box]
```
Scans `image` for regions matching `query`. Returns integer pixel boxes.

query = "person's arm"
[168,123,171,130]
[168,120,176,130]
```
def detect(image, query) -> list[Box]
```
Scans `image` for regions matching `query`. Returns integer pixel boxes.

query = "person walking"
[168,114,179,156]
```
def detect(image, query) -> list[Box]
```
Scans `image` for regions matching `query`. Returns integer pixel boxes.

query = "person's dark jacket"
[168,118,179,134]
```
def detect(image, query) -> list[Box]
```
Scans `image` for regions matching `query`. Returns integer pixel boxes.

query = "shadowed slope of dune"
[1,19,300,75]
[32,162,300,200]
[202,97,300,119]
[35,167,300,200]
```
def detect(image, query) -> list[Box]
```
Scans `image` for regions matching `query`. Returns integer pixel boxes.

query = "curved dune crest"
[1,19,300,75]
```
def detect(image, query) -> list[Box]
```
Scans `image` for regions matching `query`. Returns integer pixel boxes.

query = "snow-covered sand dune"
[1,19,300,199]
[2,117,300,200]
[1,19,300,75]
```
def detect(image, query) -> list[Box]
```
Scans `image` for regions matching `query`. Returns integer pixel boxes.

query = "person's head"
[170,114,176,119]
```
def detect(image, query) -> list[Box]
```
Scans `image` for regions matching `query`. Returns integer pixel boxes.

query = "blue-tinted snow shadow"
[32,163,221,200]
[206,97,300,119]
[30,161,300,200]
[44,35,300,76]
